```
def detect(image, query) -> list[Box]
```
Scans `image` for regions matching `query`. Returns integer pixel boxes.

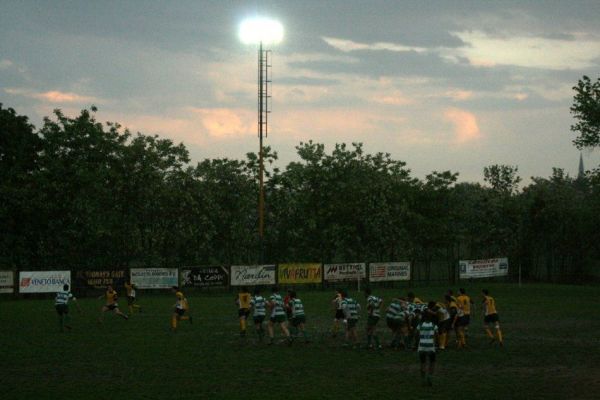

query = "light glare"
[239,17,284,45]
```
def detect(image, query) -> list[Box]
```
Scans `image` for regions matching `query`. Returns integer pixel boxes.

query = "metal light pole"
[239,17,283,264]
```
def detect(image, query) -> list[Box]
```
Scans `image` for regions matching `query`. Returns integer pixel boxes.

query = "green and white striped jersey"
[367,295,383,318]
[417,321,438,352]
[251,295,266,317]
[269,293,286,318]
[386,300,403,320]
[342,297,360,320]
[290,298,305,318]
[55,291,74,305]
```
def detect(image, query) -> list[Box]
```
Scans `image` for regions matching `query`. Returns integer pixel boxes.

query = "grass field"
[1,283,599,400]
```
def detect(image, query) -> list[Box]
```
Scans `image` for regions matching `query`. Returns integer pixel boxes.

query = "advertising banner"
[19,271,71,293]
[0,271,14,293]
[368,262,411,282]
[130,268,178,289]
[324,263,366,282]
[278,263,322,284]
[459,258,509,279]
[75,270,127,290]
[181,267,228,288]
[230,265,276,286]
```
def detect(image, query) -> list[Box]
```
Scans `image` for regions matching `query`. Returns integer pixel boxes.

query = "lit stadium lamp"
[238,17,283,264]
[238,17,284,45]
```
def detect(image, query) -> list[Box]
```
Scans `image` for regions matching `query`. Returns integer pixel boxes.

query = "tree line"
[1,76,599,283]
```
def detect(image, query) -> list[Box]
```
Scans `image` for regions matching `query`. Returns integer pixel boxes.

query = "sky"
[2,0,600,185]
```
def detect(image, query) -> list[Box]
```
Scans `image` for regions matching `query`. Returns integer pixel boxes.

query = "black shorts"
[253,315,265,324]
[484,313,499,324]
[456,315,470,327]
[105,304,117,311]
[335,310,345,320]
[55,304,69,315]
[437,319,451,332]
[419,351,436,363]
[176,308,186,316]
[238,308,250,318]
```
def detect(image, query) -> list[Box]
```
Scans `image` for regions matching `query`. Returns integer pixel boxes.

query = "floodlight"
[239,17,284,45]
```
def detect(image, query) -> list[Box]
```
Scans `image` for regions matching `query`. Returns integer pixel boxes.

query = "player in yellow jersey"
[407,292,424,304]
[482,289,503,346]
[236,287,251,337]
[124,281,142,314]
[171,288,192,331]
[456,288,473,337]
[98,285,128,322]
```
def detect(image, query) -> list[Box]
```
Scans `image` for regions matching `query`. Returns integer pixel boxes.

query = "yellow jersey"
[483,295,497,315]
[238,292,251,309]
[457,294,472,315]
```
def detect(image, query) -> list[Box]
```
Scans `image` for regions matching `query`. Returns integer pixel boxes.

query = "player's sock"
[171,316,177,330]
[496,328,503,344]
[438,333,446,349]
[240,318,247,333]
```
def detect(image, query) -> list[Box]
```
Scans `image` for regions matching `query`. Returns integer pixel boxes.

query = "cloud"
[450,30,600,70]
[0,59,14,69]
[443,108,481,143]
[190,108,254,138]
[322,36,428,53]
[4,87,97,104]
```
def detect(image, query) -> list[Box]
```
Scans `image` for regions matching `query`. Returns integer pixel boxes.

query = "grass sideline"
[1,283,599,400]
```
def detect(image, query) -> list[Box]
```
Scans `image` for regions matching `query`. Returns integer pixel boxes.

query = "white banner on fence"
[130,268,179,289]
[230,265,276,286]
[324,263,366,282]
[459,258,509,279]
[19,271,71,293]
[369,262,411,282]
[0,271,14,293]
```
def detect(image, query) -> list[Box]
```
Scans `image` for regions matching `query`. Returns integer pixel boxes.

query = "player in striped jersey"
[482,289,503,346]
[250,288,267,342]
[364,288,383,349]
[55,284,81,332]
[98,285,128,322]
[289,291,308,343]
[331,289,344,338]
[341,289,361,347]
[125,281,142,315]
[236,287,251,337]
[385,298,403,348]
[267,286,291,344]
[416,310,439,387]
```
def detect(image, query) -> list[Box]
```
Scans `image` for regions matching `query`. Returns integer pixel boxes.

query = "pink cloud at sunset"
[190,108,254,138]
[443,108,481,143]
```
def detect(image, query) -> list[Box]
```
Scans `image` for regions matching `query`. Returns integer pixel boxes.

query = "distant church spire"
[577,152,585,179]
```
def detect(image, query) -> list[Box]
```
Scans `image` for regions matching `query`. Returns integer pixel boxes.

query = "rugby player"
[341,289,360,347]
[55,284,81,331]
[331,289,344,338]
[98,285,128,322]
[289,291,308,343]
[482,289,503,346]
[267,286,291,345]
[250,288,267,342]
[364,288,383,349]
[416,309,439,386]
[171,289,192,331]
[124,281,142,314]
[236,286,251,337]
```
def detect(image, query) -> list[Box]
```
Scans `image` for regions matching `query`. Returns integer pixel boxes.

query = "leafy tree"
[483,164,521,195]
[570,75,600,149]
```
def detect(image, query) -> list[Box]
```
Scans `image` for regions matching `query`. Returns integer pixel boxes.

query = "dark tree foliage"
[571,75,600,149]
[1,105,599,282]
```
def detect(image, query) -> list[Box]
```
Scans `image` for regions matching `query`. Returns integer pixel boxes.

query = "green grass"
[1,283,599,400]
